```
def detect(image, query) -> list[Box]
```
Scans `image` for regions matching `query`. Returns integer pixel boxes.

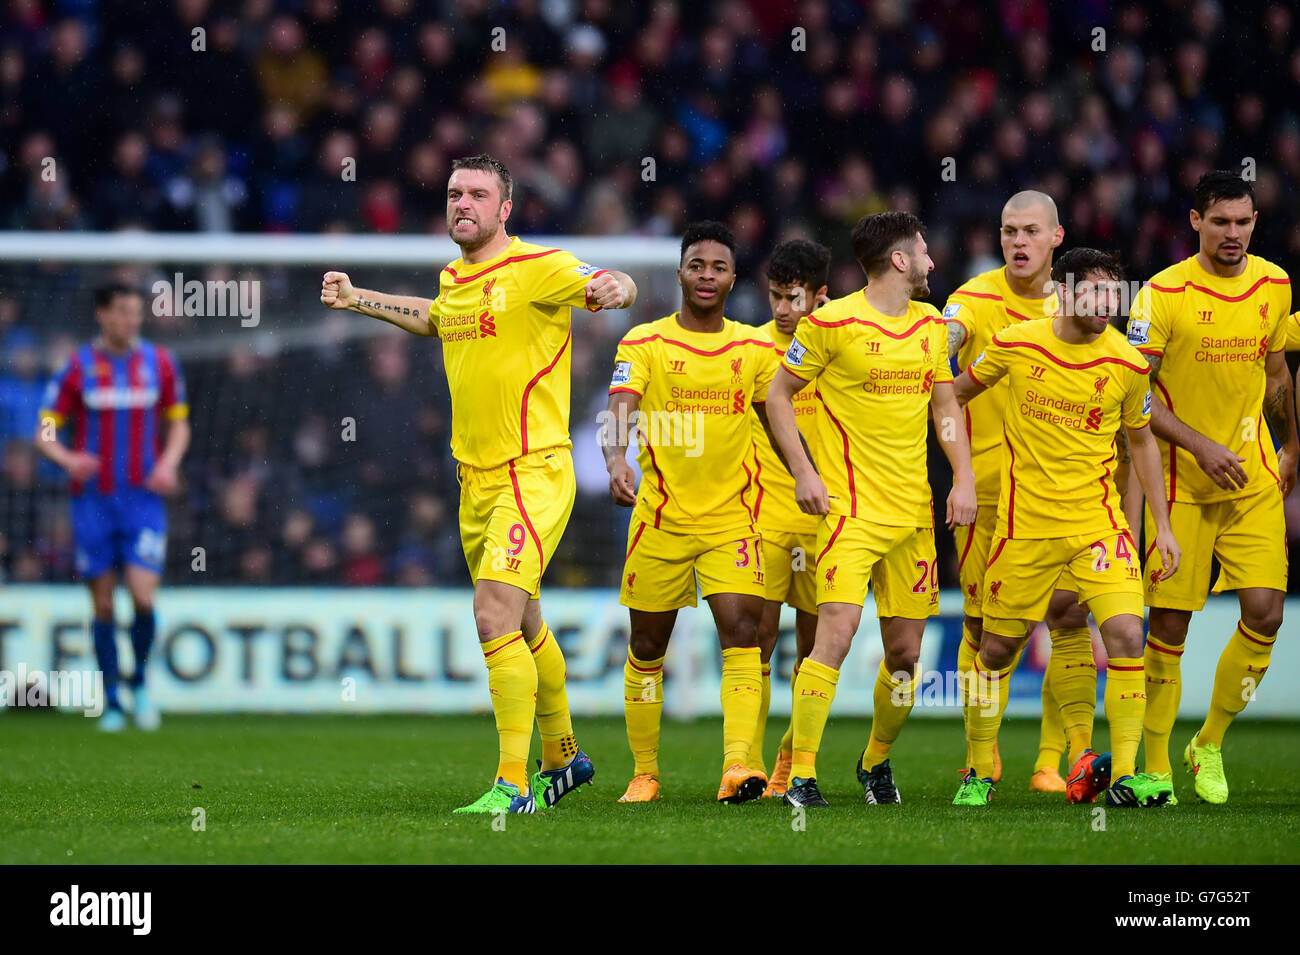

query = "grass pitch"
[1,713,1297,864]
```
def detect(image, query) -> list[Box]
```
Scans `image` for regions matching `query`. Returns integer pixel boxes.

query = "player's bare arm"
[1115,426,1145,532]
[145,416,190,497]
[321,271,437,337]
[601,389,640,506]
[1146,353,1248,490]
[587,270,637,310]
[1263,349,1299,497]
[752,402,816,476]
[929,380,977,529]
[946,319,967,358]
[33,416,99,481]
[766,367,828,515]
[950,368,985,407]
[1126,422,1181,580]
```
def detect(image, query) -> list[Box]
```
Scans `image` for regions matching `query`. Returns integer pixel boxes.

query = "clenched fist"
[585,272,630,310]
[321,271,358,310]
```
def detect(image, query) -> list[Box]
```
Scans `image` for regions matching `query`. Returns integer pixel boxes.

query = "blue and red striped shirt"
[40,341,189,496]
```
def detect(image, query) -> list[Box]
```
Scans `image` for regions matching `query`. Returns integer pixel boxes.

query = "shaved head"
[1002,190,1059,228]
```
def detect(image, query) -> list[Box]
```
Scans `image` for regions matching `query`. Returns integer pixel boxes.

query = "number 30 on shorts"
[1090,532,1137,574]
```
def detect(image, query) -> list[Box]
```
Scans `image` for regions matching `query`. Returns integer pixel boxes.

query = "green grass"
[1,713,1297,864]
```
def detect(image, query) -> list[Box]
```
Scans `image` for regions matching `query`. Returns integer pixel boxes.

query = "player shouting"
[603,221,775,805]
[1127,171,1296,805]
[951,248,1179,808]
[322,154,637,814]
[765,211,977,808]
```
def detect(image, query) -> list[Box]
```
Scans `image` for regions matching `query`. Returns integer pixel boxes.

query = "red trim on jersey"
[816,389,856,517]
[986,536,1008,569]
[739,460,757,524]
[816,515,846,563]
[952,290,1003,302]
[1153,379,1176,501]
[1256,412,1281,485]
[508,460,545,571]
[806,314,936,339]
[127,349,145,486]
[957,520,977,571]
[1145,540,1158,561]
[582,269,611,311]
[1004,428,1016,538]
[1121,528,1139,557]
[484,633,526,657]
[641,436,669,529]
[443,248,563,284]
[966,364,988,388]
[1147,274,1289,302]
[752,458,765,519]
[780,362,810,381]
[1098,449,1120,531]
[616,334,770,357]
[608,386,642,397]
[626,521,646,559]
[1235,623,1275,647]
[1005,308,1039,322]
[520,330,571,456]
[1136,347,1163,357]
[988,336,1149,374]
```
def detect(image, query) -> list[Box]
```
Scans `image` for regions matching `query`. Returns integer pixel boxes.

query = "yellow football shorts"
[815,515,939,618]
[955,502,998,617]
[1144,489,1288,610]
[982,529,1143,637]
[620,518,766,612]
[458,446,575,598]
[759,527,818,615]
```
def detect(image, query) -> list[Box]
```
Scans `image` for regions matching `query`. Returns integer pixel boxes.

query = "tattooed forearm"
[353,298,421,318]
[1263,383,1295,444]
[946,320,967,359]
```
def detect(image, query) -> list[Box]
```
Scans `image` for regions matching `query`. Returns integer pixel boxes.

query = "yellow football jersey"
[610,314,776,535]
[1285,311,1300,350]
[1127,254,1291,503]
[751,319,821,537]
[944,267,1058,505]
[968,319,1151,540]
[428,235,606,470]
[781,290,951,527]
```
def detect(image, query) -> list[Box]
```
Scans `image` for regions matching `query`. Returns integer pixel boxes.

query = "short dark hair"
[680,220,736,264]
[766,239,831,290]
[1193,170,1255,216]
[93,282,142,309]
[450,153,513,202]
[851,211,925,276]
[1051,248,1125,287]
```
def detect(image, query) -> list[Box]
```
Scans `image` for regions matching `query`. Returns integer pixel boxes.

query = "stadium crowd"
[1,0,1299,590]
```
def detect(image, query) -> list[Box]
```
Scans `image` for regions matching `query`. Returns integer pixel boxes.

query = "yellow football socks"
[481,630,536,792]
[748,662,772,773]
[790,658,838,780]
[1142,634,1183,774]
[1105,657,1145,780]
[958,624,980,764]
[1049,626,1097,764]
[528,622,577,770]
[1199,622,1275,747]
[967,651,1017,779]
[721,646,763,771]
[778,662,799,757]
[623,650,664,777]
[863,659,914,769]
